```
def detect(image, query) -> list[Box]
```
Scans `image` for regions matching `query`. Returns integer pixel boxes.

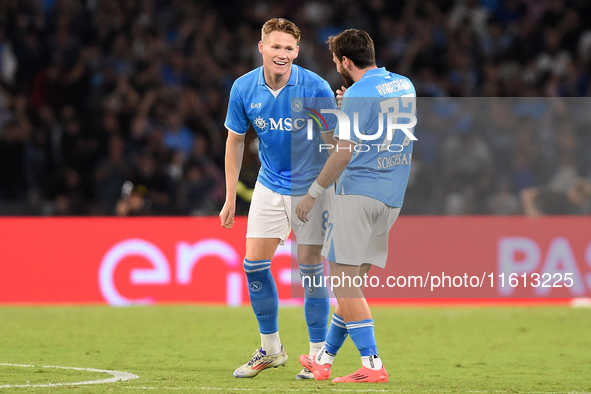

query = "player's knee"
[297,244,323,265]
[360,263,372,277]
[328,260,347,277]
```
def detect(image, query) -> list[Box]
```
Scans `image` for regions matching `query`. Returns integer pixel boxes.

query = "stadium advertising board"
[363,217,591,299]
[0,217,590,305]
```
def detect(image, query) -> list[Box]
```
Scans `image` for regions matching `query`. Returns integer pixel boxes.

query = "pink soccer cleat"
[298,354,331,381]
[332,365,388,383]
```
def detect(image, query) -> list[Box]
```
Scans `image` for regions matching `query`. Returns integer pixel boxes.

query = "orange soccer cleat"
[332,365,388,383]
[298,354,331,381]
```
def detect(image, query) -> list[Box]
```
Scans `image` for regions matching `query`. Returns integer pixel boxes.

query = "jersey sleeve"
[224,81,249,134]
[315,81,338,133]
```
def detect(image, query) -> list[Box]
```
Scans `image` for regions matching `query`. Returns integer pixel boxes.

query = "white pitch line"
[0,363,139,388]
[123,386,590,394]
[124,388,394,393]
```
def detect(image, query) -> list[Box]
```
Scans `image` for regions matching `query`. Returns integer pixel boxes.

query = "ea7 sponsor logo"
[251,103,262,108]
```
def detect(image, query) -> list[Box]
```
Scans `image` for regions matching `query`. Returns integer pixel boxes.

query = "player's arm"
[320,131,335,156]
[314,81,340,155]
[219,130,245,228]
[319,86,347,157]
[296,139,353,222]
[314,138,353,189]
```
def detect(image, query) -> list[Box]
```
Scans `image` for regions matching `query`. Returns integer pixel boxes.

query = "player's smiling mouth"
[274,60,288,66]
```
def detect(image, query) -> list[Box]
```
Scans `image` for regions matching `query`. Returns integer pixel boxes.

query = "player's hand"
[336,86,347,109]
[219,201,236,229]
[296,194,316,223]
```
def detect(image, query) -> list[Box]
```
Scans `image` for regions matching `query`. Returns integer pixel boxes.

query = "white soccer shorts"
[246,181,334,245]
[322,194,401,268]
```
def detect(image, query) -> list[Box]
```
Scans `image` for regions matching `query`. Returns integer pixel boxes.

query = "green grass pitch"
[0,305,590,393]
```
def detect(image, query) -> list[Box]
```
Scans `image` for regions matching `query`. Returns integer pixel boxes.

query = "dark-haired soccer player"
[220,18,337,379]
[296,29,416,383]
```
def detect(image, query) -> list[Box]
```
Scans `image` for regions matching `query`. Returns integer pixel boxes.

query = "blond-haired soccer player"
[220,18,337,379]
[296,29,416,383]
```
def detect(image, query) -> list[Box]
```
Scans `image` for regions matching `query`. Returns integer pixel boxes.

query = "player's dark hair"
[327,29,376,69]
[262,18,301,44]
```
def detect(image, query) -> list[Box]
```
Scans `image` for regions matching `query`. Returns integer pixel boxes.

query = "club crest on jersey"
[253,116,268,131]
[291,99,303,112]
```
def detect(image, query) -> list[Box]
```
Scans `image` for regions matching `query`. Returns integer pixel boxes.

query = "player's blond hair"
[261,18,301,44]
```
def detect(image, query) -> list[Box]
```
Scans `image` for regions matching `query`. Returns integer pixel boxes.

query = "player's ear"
[342,56,350,69]
[258,40,264,54]
[294,45,299,59]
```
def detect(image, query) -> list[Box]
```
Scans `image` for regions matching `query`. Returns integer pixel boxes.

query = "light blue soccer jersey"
[335,67,416,207]
[225,65,337,195]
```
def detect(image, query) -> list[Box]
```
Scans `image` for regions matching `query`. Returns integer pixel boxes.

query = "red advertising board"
[368,217,591,299]
[0,217,590,305]
[0,217,282,305]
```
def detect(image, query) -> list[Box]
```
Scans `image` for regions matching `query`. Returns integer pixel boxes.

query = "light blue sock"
[299,262,330,343]
[324,313,348,355]
[244,259,278,334]
[346,319,378,356]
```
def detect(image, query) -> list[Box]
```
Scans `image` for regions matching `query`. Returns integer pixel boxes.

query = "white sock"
[260,332,282,355]
[309,341,324,356]
[315,345,335,365]
[361,354,383,370]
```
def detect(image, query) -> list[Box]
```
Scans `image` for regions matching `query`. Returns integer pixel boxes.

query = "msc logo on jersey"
[270,118,296,131]
[253,116,300,131]
[253,116,315,132]
[253,116,268,131]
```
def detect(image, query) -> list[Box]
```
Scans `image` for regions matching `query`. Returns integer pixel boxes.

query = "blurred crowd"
[1,0,591,216]
[405,97,591,215]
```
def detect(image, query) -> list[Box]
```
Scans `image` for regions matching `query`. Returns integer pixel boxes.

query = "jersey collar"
[257,65,299,86]
[359,67,387,81]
